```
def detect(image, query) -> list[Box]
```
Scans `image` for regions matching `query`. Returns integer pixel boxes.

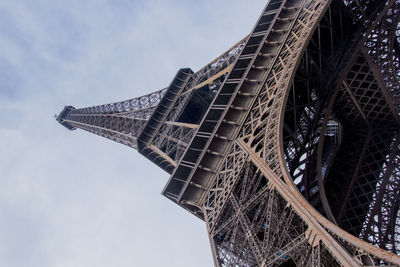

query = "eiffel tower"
[57,0,400,266]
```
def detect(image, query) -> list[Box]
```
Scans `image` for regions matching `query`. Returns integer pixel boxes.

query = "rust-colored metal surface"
[57,0,400,265]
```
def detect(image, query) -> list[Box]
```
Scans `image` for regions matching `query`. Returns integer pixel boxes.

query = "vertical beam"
[237,138,362,267]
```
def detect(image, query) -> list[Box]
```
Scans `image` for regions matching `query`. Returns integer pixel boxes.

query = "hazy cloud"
[0,0,266,266]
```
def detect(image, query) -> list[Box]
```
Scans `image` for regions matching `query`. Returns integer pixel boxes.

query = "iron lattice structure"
[57,0,400,266]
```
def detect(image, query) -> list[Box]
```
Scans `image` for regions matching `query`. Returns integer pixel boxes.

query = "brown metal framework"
[57,0,400,266]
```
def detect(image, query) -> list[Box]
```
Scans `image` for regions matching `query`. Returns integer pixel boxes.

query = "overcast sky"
[0,1,266,266]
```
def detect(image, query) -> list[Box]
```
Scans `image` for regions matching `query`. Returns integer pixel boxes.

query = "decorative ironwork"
[57,0,400,265]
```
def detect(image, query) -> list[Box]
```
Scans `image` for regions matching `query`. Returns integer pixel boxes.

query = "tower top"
[56,106,76,130]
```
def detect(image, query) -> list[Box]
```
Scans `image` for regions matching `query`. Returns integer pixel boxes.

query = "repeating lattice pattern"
[203,143,248,231]
[59,38,245,154]
[202,0,400,266]
[212,160,343,267]
[58,0,400,265]
[62,89,166,148]
[365,0,400,113]
[360,133,400,254]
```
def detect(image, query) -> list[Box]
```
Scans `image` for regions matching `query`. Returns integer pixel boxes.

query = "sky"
[0,1,266,266]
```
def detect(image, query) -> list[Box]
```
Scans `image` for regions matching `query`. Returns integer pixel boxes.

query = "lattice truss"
[150,41,245,168]
[211,159,341,266]
[58,38,245,154]
[57,0,400,265]
[197,0,400,266]
[60,89,166,149]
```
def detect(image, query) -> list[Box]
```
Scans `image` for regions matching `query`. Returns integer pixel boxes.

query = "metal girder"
[57,0,400,265]
[57,88,166,148]
[57,38,246,171]
[202,0,400,266]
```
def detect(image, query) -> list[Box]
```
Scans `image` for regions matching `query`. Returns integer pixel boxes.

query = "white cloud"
[0,0,266,266]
